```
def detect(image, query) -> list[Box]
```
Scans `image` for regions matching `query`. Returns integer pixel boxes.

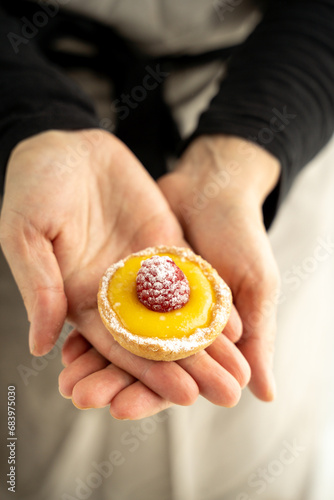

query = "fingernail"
[58,387,71,400]
[72,399,92,410]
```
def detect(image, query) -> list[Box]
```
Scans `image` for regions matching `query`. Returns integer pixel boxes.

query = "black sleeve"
[188,0,334,214]
[0,8,100,192]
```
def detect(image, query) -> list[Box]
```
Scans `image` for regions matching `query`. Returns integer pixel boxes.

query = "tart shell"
[97,246,232,361]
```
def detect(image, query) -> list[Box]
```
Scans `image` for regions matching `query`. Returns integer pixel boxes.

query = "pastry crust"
[97,246,232,361]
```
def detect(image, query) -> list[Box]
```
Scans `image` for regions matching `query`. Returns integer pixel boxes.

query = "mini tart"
[97,246,232,361]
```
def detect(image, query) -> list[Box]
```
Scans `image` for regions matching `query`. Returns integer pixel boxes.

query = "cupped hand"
[0,129,184,353]
[158,135,281,402]
[0,129,250,419]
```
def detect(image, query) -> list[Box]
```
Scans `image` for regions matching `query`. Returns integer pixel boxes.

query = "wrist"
[177,134,281,205]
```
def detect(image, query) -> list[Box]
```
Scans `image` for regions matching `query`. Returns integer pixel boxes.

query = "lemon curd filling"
[108,253,214,339]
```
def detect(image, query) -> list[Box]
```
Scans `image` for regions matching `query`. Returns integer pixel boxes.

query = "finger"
[58,348,109,398]
[106,342,199,406]
[205,334,251,389]
[72,363,136,409]
[109,381,173,420]
[222,305,243,343]
[189,213,279,402]
[77,320,199,407]
[237,309,277,402]
[60,342,173,418]
[234,258,279,402]
[178,350,241,407]
[62,330,91,367]
[1,217,67,356]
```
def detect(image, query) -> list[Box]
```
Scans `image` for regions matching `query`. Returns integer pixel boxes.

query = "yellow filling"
[108,253,214,339]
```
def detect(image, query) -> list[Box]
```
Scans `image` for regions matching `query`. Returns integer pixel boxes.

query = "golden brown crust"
[97,246,232,361]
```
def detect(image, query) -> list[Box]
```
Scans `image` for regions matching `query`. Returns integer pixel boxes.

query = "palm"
[47,133,184,327]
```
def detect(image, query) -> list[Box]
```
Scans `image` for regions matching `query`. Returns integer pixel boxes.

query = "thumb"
[0,219,67,356]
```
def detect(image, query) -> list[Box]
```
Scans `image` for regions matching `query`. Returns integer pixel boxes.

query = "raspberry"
[136,255,190,312]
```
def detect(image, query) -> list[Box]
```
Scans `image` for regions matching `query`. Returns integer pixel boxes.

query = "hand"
[59,323,249,418]
[0,130,250,419]
[158,135,281,402]
[0,129,184,352]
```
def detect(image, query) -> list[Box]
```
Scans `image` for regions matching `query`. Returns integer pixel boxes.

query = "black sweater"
[1,0,334,226]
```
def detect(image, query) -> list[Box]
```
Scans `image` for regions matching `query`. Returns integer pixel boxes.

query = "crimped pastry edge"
[97,246,232,361]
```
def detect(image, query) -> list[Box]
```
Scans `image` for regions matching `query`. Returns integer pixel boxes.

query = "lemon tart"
[97,246,232,361]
